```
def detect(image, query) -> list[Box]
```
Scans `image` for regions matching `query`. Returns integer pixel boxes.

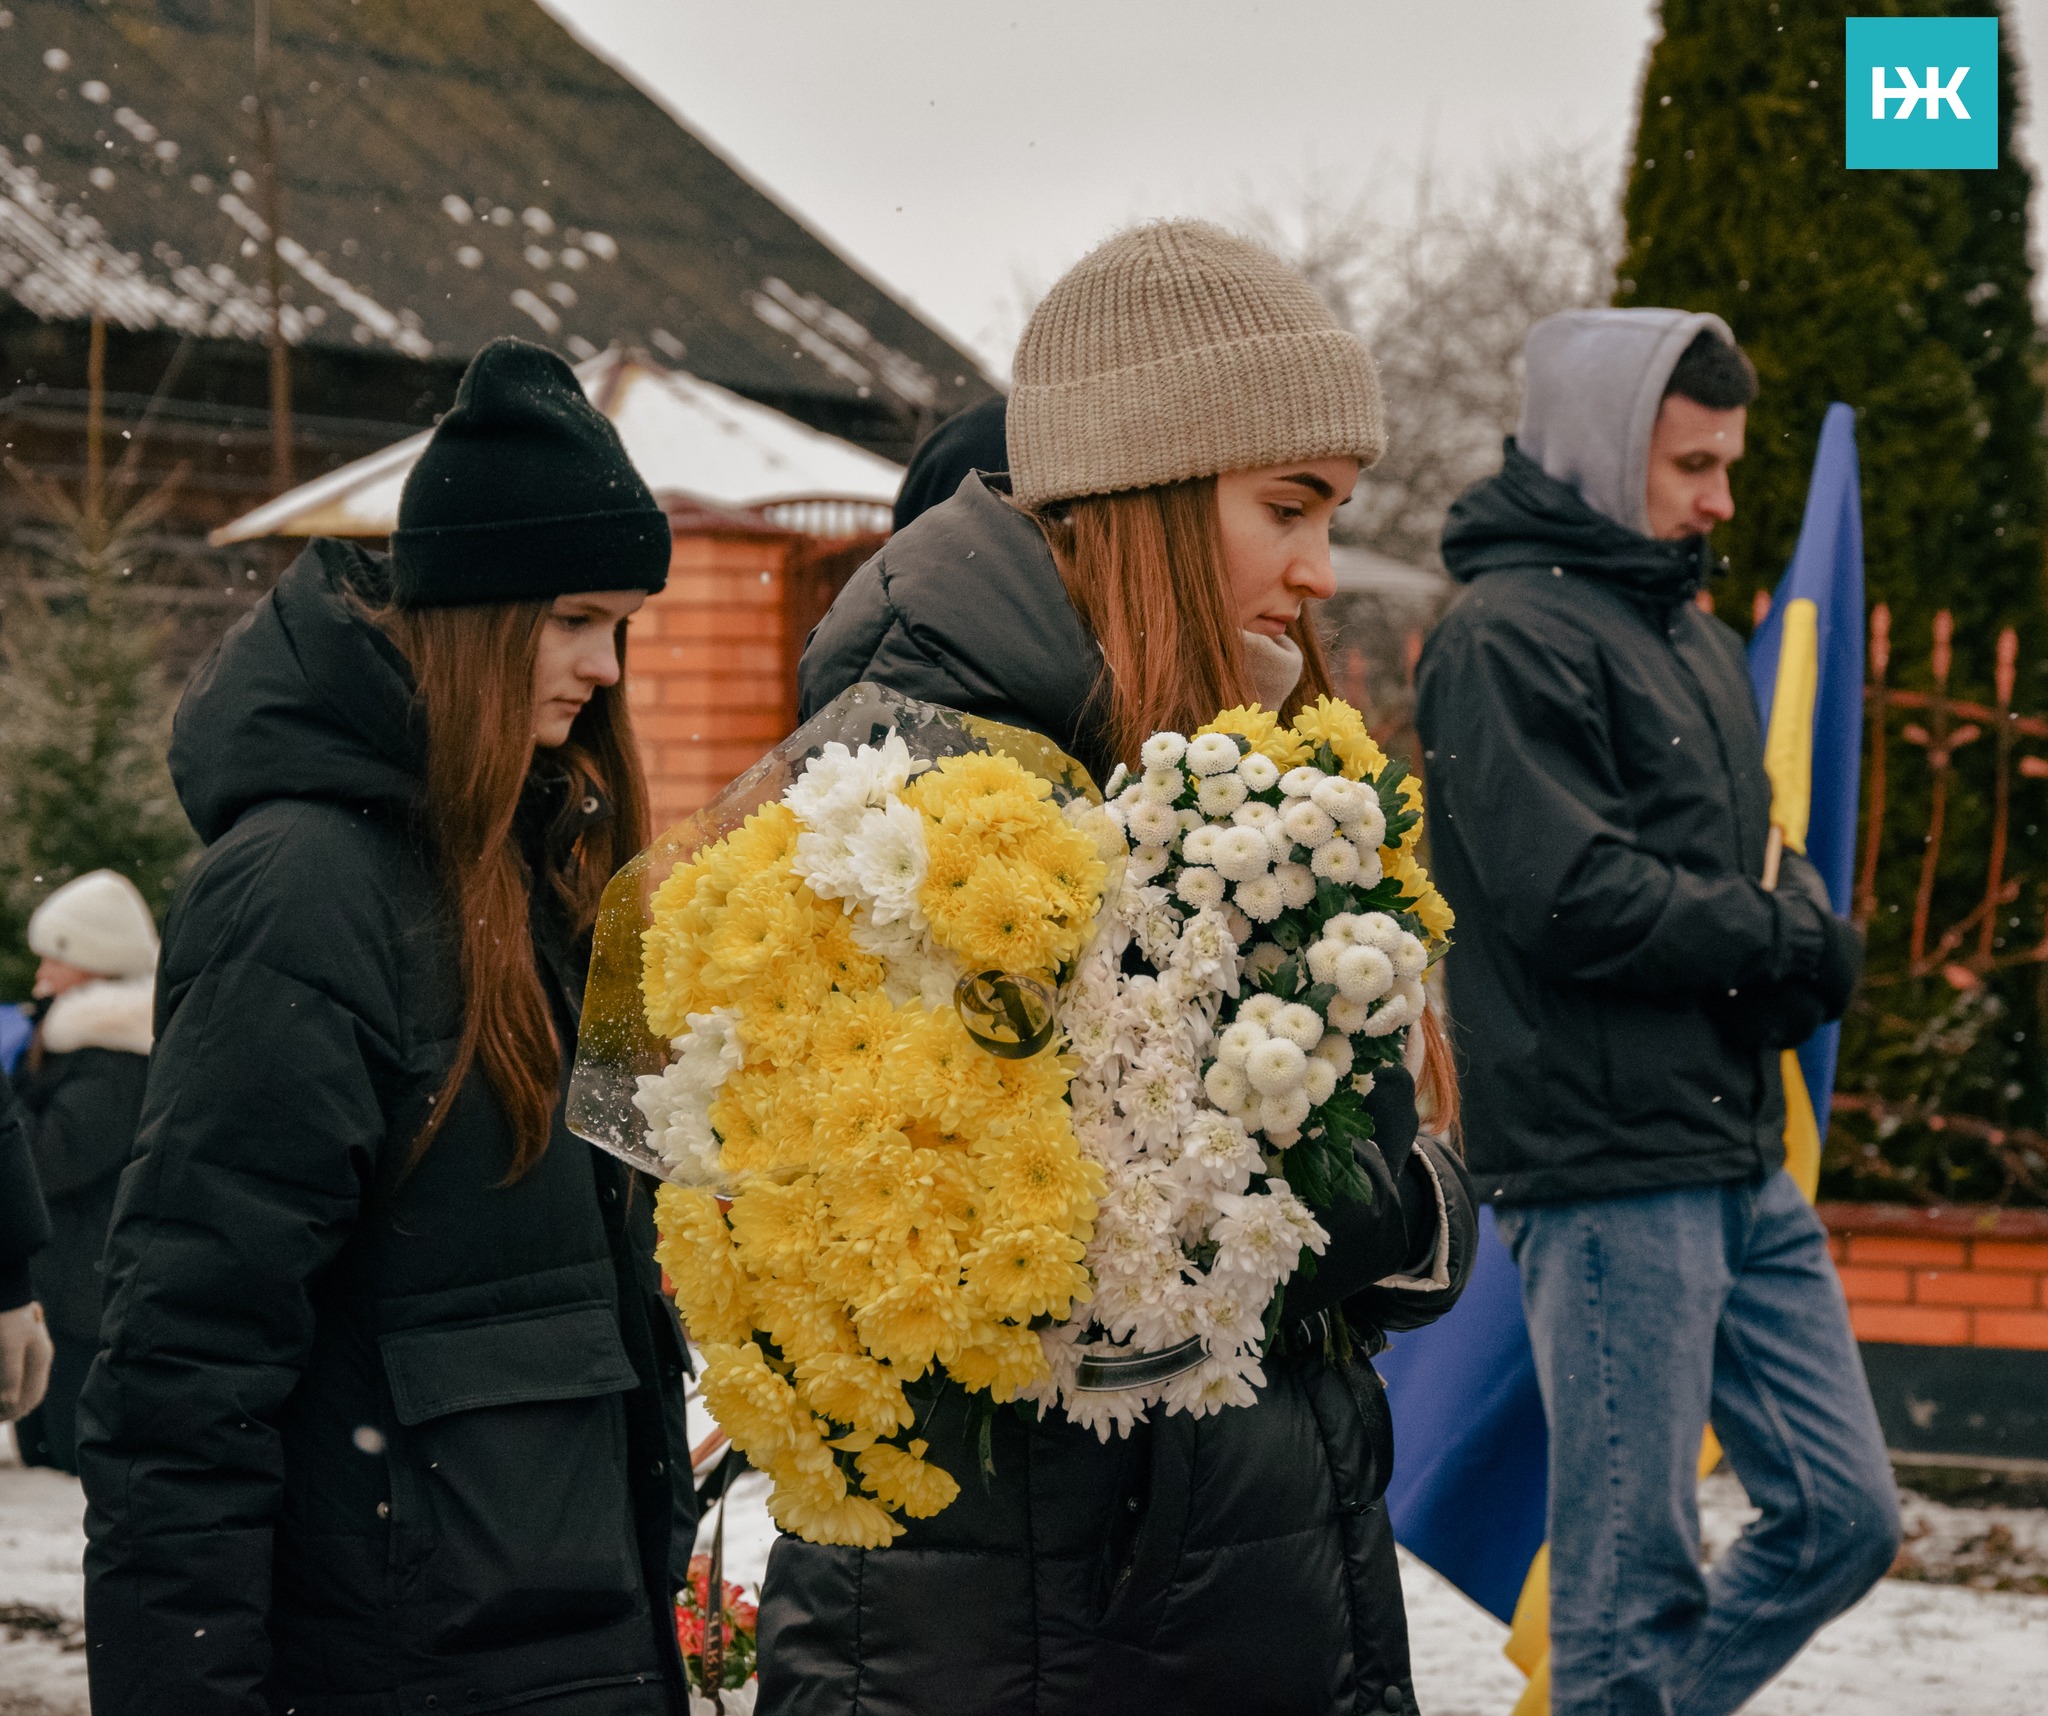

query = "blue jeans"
[1496,1172,1900,1716]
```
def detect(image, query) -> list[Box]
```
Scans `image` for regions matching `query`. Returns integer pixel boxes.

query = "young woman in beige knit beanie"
[783,221,1476,1716]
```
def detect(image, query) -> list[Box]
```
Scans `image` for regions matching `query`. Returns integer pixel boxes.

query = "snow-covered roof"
[0,1,997,456]
[211,348,903,543]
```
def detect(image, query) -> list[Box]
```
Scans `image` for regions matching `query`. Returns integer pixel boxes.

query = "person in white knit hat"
[12,871,157,1473]
[783,220,1477,1716]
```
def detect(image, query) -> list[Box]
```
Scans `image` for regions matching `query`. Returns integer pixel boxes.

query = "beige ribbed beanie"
[1007,220,1384,509]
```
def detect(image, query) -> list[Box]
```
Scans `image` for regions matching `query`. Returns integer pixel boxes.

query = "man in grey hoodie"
[1416,310,1895,1716]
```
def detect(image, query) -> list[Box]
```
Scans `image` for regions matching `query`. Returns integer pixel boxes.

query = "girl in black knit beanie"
[79,340,699,1716]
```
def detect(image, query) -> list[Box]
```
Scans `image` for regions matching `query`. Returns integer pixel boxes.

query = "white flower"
[1273,863,1317,909]
[1389,931,1428,979]
[1335,943,1396,1002]
[1302,1058,1339,1106]
[1224,905,1255,946]
[1211,826,1272,883]
[843,799,929,924]
[1103,762,1131,798]
[1127,844,1171,884]
[1186,733,1242,776]
[1351,1069,1378,1098]
[1280,799,1337,848]
[1353,912,1407,951]
[1310,777,1375,821]
[1343,805,1389,851]
[1203,1059,1250,1113]
[1363,978,1426,1038]
[1162,1355,1260,1419]
[1310,837,1363,884]
[1233,800,1281,830]
[1178,1113,1259,1191]
[1270,1003,1324,1050]
[631,1008,745,1182]
[785,733,917,834]
[1142,732,1189,769]
[1234,874,1286,923]
[1257,1088,1312,1134]
[1239,991,1285,1026]
[1118,1052,1197,1148]
[1245,1036,1308,1096]
[1236,752,1281,792]
[1325,994,1371,1034]
[1181,824,1223,867]
[1215,1020,1266,1067]
[1279,766,1325,797]
[1195,773,1249,816]
[1141,766,1186,800]
[1175,866,1226,910]
[1304,937,1341,986]
[1171,909,1238,988]
[1243,942,1288,980]
[1125,798,1180,847]
[1311,1033,1355,1075]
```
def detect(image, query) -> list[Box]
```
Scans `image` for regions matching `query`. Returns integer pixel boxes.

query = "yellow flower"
[1393,775,1425,852]
[923,855,1062,975]
[726,1177,825,1278]
[721,801,803,873]
[795,1351,915,1439]
[709,1065,815,1179]
[1199,705,1310,767]
[768,1464,905,1549]
[946,1319,1051,1402]
[654,1187,755,1345]
[810,989,909,1089]
[1289,695,1389,782]
[704,870,813,988]
[853,1272,976,1374]
[1384,845,1455,944]
[974,1123,1103,1234]
[752,1278,860,1367]
[856,1438,961,1519]
[960,1225,1090,1322]
[697,1342,811,1467]
[886,1006,988,1134]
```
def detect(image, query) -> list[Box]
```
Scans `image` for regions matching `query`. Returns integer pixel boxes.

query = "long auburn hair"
[372,598,651,1178]
[1033,478,1460,1140]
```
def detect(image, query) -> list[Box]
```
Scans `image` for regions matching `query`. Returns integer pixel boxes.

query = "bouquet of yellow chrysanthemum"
[569,685,1117,1548]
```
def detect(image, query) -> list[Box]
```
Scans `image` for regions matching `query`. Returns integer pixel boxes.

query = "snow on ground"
[9,1414,2046,1714]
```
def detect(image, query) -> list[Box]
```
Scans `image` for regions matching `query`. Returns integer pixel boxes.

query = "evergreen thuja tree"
[1617,0,2048,1203]
[0,466,195,1000]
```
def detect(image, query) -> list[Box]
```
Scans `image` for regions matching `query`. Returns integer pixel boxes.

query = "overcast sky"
[543,0,2048,379]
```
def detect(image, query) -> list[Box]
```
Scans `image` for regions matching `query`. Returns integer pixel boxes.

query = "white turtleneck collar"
[1241,629,1304,711]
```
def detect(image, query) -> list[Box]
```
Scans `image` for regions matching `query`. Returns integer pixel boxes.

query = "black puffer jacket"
[17,979,151,1340]
[776,474,1477,1716]
[0,1075,49,1313]
[1416,445,1842,1205]
[79,541,694,1716]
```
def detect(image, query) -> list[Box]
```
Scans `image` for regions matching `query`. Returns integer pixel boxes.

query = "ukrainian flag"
[1380,404,1865,1713]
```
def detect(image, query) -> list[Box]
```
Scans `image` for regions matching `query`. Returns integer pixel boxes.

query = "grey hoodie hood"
[1516,307,1735,537]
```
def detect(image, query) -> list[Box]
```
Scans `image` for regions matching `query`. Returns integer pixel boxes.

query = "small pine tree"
[0,453,195,1000]
[1617,0,2048,1202]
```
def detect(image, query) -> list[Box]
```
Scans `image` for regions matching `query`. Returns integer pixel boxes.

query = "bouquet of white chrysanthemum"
[1033,696,1453,1437]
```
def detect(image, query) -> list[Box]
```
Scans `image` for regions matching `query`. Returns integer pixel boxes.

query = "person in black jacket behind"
[12,869,157,1475]
[769,221,1477,1716]
[80,339,697,1716]
[1415,312,1896,1716]
[0,1075,54,1428]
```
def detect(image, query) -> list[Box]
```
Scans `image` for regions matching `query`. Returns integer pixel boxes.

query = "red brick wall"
[1822,1203,2048,1351]
[626,532,795,831]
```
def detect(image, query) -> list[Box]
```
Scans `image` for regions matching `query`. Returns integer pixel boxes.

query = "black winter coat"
[1416,446,1834,1205]
[780,474,1478,1716]
[17,980,152,1340]
[0,1074,49,1312]
[78,541,695,1716]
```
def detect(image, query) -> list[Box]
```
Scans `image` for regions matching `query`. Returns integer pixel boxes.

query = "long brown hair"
[373,599,651,1178]
[1033,477,1459,1145]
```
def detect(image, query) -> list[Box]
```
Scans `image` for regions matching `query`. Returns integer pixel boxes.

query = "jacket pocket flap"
[380,1303,639,1426]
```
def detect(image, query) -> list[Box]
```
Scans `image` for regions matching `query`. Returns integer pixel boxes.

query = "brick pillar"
[626,531,795,831]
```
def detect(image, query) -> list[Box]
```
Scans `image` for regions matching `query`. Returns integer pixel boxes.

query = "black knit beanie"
[391,337,671,606]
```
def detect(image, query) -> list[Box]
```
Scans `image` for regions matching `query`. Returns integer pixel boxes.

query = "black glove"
[1706,978,1829,1050]
[1810,912,1864,1020]
[1359,1061,1419,1185]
